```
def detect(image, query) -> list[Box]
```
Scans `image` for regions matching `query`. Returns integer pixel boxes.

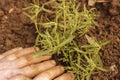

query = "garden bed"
[0,0,120,80]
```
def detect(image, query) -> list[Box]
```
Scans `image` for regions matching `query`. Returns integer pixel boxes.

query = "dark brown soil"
[0,0,36,52]
[0,0,119,80]
[90,1,120,80]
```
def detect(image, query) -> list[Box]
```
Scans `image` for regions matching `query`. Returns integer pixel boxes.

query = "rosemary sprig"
[24,0,108,80]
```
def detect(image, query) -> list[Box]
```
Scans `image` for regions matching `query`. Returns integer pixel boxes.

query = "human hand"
[0,47,74,80]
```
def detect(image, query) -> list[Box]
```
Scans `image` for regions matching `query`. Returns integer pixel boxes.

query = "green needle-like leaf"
[24,0,109,80]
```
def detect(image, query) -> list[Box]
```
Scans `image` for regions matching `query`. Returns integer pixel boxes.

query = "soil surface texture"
[0,0,36,52]
[0,0,119,80]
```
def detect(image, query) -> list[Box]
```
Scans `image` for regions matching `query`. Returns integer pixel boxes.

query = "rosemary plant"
[23,0,108,80]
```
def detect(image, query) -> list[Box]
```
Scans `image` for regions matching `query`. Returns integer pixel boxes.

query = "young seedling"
[24,0,109,80]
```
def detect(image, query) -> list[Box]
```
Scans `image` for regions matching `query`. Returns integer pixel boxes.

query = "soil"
[0,0,36,52]
[0,0,119,80]
[90,1,120,80]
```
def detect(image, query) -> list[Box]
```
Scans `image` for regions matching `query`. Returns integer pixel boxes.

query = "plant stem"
[63,0,67,32]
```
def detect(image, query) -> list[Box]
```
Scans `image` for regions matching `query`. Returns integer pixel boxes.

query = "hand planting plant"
[23,0,109,80]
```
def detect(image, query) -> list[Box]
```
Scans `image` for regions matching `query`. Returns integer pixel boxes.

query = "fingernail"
[51,60,56,65]
[67,73,75,80]
[18,47,23,50]
[59,66,64,71]
[35,47,40,51]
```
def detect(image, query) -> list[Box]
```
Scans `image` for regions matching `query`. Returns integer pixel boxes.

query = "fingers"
[33,66,64,80]
[0,47,23,60]
[54,73,74,80]
[20,60,56,77]
[14,47,39,58]
[0,56,51,70]
[12,55,52,68]
[0,47,51,69]
[9,75,31,80]
[0,55,51,69]
[4,47,39,61]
